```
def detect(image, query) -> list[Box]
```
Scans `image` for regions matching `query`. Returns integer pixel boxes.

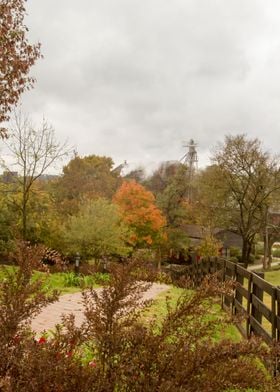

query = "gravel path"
[31,283,170,334]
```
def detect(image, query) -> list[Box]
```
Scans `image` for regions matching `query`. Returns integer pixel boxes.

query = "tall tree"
[0,181,18,256]
[113,180,166,248]
[145,162,181,195]
[53,154,122,215]
[0,0,41,137]
[194,164,232,229]
[156,164,191,255]
[212,134,280,266]
[2,112,68,240]
[157,164,190,227]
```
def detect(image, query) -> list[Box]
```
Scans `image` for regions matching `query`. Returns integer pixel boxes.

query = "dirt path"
[31,283,170,334]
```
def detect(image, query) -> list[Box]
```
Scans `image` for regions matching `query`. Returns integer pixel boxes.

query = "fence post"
[74,252,80,274]
[221,259,226,309]
[272,287,277,340]
[224,260,235,310]
[250,272,264,335]
[277,288,280,342]
[246,274,253,338]
[235,269,244,307]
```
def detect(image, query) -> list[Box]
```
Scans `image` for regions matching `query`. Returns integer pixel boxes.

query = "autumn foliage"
[1,249,280,391]
[0,0,41,137]
[113,180,166,247]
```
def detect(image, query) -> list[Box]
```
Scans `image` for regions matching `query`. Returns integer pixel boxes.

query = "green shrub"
[79,273,110,288]
[272,248,280,258]
[63,272,110,288]
[255,242,264,257]
[63,272,80,287]
[229,247,241,259]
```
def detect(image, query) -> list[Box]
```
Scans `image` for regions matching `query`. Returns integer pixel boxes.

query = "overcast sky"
[18,0,280,174]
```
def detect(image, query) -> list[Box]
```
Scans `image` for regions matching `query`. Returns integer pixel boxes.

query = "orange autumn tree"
[113,180,166,248]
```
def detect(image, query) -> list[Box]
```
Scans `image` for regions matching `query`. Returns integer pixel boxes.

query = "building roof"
[182,224,243,249]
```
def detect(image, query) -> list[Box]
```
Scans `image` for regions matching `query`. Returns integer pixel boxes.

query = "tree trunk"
[263,234,268,270]
[157,248,162,271]
[22,194,28,241]
[242,238,252,268]
[268,237,275,269]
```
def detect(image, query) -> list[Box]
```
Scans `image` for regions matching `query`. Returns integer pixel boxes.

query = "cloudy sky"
[19,0,280,173]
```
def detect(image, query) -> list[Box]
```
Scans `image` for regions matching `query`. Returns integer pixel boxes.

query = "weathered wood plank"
[236,264,251,279]
[233,298,247,314]
[252,274,274,295]
[252,294,273,322]
[236,284,249,300]
[225,260,237,271]
[235,323,247,338]
[249,316,272,345]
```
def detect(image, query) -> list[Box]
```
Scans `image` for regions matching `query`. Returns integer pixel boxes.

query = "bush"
[255,242,264,257]
[229,247,241,260]
[1,249,280,391]
[63,272,81,287]
[196,235,222,257]
[63,271,110,288]
[272,248,280,258]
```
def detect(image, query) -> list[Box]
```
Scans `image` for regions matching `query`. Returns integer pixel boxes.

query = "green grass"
[141,286,241,343]
[264,268,280,287]
[0,265,103,295]
[36,271,82,294]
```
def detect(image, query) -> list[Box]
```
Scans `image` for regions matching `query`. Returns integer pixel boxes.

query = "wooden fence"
[164,258,280,346]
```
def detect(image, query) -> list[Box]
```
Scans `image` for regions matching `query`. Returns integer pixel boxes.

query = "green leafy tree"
[212,134,280,266]
[194,164,232,229]
[2,112,68,240]
[156,164,191,256]
[0,182,18,256]
[62,198,131,260]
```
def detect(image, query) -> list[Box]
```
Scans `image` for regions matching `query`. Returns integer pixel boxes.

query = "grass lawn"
[0,264,241,343]
[0,265,102,295]
[264,268,280,287]
[141,285,241,343]
[236,268,280,337]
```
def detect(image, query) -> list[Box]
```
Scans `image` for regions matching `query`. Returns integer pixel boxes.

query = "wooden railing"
[164,258,280,345]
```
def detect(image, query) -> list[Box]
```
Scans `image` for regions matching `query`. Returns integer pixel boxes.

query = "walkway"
[31,283,169,334]
[248,260,280,271]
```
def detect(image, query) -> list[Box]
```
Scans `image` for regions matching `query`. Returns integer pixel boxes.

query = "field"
[265,268,280,287]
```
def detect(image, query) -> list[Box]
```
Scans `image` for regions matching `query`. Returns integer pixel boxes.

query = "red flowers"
[38,336,47,344]
[13,334,21,344]
[89,361,97,368]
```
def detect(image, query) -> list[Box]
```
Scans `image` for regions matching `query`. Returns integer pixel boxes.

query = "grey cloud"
[21,0,280,171]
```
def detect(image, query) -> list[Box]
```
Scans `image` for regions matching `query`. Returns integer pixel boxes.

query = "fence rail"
[164,258,280,346]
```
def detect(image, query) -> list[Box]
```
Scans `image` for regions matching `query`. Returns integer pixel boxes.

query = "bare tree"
[2,111,69,239]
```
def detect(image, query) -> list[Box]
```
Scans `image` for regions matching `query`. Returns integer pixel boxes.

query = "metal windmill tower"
[181,139,198,200]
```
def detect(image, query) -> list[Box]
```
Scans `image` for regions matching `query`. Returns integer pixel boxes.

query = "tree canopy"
[113,180,166,248]
[62,198,131,259]
[212,134,280,265]
[0,0,41,137]
[54,155,121,215]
